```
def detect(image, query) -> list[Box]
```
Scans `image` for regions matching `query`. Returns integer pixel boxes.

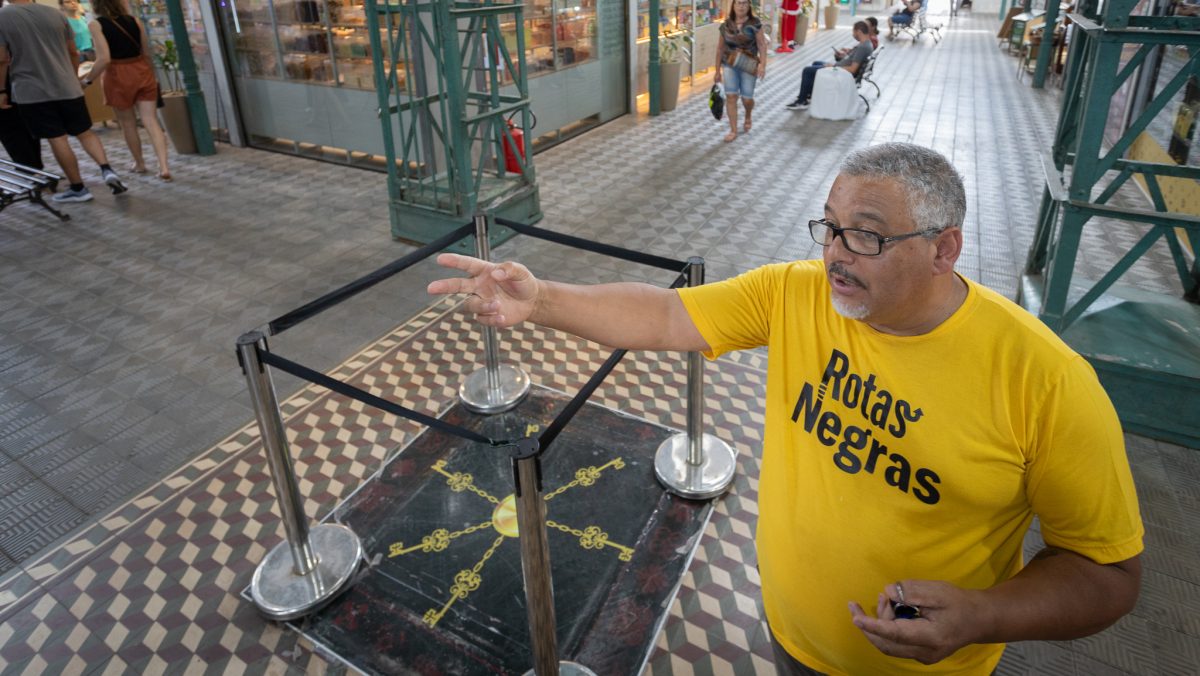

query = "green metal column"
[1029,0,1059,88]
[164,0,214,155]
[649,0,661,116]
[1022,1,1200,446]
[365,0,541,247]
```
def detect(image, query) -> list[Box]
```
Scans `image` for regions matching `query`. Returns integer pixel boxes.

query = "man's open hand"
[426,253,541,329]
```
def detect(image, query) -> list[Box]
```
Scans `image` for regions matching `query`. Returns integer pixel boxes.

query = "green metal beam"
[1097,53,1200,178]
[1093,166,1133,205]
[1031,0,1061,88]
[1068,12,1200,43]
[368,0,540,245]
[1060,227,1163,327]
[1110,158,1200,180]
[649,0,661,116]
[1064,200,1200,230]
[366,0,403,211]
[164,0,213,154]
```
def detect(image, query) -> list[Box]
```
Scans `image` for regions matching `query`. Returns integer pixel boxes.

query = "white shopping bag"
[809,67,861,120]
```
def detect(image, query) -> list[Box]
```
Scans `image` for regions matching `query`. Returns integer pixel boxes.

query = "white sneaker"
[51,186,94,203]
[102,168,127,195]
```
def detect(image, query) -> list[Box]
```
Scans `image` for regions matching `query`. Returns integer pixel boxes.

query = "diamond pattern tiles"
[0,287,1193,675]
[0,8,1197,676]
[0,297,761,675]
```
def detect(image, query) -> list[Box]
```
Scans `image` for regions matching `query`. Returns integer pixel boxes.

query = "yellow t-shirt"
[677,260,1144,675]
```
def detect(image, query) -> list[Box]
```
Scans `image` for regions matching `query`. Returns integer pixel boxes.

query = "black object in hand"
[892,601,922,620]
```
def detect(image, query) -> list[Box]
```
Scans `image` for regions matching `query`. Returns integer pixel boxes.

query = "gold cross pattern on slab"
[386,424,634,628]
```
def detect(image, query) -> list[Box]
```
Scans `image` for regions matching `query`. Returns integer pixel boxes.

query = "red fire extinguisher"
[503,110,536,175]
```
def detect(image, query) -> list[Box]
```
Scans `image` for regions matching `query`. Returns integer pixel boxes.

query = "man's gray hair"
[839,143,967,233]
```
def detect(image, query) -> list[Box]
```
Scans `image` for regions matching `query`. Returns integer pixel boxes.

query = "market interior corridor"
[1,5,1198,674]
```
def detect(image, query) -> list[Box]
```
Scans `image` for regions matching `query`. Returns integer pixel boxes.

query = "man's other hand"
[427,253,540,329]
[848,579,985,665]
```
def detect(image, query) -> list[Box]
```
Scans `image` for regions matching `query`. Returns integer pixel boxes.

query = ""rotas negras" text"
[790,349,941,505]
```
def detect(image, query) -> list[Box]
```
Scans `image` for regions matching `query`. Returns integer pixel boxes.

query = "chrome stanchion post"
[511,439,596,676]
[237,332,363,621]
[459,212,531,414]
[654,258,737,499]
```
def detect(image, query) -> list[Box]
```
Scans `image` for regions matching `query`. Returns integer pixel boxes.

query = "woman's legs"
[113,106,145,172]
[743,97,755,131]
[725,94,739,141]
[135,98,171,179]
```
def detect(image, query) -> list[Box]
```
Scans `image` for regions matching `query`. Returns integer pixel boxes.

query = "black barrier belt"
[536,273,691,455]
[259,350,500,447]
[495,217,688,273]
[536,348,628,454]
[268,222,475,336]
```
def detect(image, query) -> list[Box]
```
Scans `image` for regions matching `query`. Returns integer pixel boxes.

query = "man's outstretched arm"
[427,253,710,353]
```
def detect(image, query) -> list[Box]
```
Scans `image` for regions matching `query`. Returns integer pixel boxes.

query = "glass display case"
[499,0,596,84]
[636,0,724,39]
[695,0,723,27]
[222,0,399,90]
[635,0,725,94]
[637,0,686,40]
[328,0,384,89]
[134,0,226,138]
[136,0,212,78]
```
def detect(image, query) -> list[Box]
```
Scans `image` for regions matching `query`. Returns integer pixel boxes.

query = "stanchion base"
[459,364,531,414]
[251,523,363,621]
[654,433,736,500]
[522,661,598,676]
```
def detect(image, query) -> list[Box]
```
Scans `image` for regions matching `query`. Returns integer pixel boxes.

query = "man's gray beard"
[831,296,870,321]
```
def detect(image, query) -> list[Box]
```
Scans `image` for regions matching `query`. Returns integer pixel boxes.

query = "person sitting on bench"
[889,0,921,38]
[786,20,873,111]
[834,15,878,60]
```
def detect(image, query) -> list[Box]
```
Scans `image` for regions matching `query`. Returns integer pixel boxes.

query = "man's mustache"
[828,263,866,289]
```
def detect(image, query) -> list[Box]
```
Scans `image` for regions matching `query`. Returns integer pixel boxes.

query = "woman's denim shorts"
[722,65,757,99]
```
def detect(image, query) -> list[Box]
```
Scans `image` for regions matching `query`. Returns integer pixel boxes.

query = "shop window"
[498,0,598,83]
[225,0,406,90]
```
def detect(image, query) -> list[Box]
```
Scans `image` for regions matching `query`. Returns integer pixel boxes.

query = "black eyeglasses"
[808,219,932,256]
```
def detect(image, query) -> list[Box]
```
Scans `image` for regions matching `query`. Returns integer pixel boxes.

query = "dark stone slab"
[295,387,711,675]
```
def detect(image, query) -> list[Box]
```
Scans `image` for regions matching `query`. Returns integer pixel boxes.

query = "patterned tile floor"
[1,6,1198,675]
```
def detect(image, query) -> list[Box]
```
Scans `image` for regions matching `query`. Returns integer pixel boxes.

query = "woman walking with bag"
[714,0,767,142]
[85,0,171,180]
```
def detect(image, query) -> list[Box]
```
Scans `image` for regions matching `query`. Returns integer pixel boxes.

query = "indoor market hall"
[0,0,1197,674]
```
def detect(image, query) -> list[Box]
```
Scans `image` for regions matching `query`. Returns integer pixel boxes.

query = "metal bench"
[0,159,68,221]
[901,2,942,44]
[854,47,883,114]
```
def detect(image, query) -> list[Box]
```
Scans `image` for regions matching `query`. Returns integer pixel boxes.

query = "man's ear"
[931,227,962,275]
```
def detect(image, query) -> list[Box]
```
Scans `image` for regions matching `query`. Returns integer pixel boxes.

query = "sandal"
[723,131,738,142]
[744,119,752,132]
[158,172,173,182]
[129,164,148,174]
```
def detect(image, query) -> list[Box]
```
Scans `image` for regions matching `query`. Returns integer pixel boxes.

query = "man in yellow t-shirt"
[429,143,1144,675]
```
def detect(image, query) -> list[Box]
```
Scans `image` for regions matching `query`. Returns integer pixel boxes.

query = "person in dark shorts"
[0,0,127,203]
[0,0,42,171]
[0,77,42,171]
